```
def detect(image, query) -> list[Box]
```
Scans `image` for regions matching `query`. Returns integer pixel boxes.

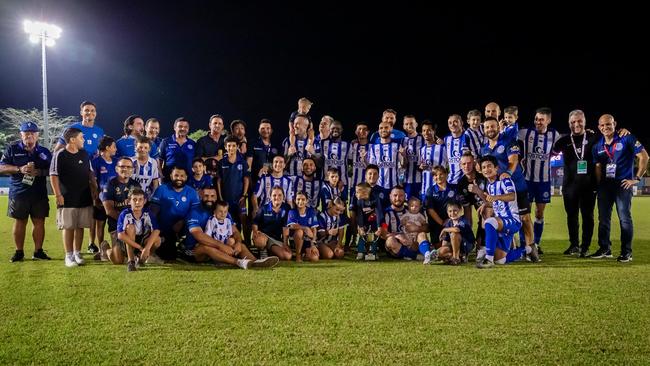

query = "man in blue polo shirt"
[158,117,196,181]
[149,166,200,259]
[115,115,145,158]
[55,101,104,156]
[591,114,648,262]
[1,121,52,262]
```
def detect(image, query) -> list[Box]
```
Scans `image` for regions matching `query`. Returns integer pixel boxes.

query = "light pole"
[24,20,62,146]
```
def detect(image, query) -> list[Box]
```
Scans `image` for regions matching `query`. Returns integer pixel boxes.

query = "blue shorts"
[441,232,475,254]
[403,183,422,200]
[496,217,522,252]
[388,245,418,259]
[526,181,551,203]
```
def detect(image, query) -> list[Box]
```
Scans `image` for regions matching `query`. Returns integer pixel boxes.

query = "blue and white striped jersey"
[116,207,159,235]
[317,210,348,242]
[444,133,470,185]
[487,177,520,223]
[131,157,159,197]
[418,143,447,199]
[204,215,234,243]
[369,141,400,190]
[465,128,484,157]
[518,127,561,183]
[320,139,350,185]
[282,136,321,176]
[319,182,348,209]
[255,174,294,205]
[348,141,370,189]
[401,134,425,184]
[383,206,406,234]
[292,176,322,208]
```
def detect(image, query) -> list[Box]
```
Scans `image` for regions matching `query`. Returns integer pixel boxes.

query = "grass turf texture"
[1,196,649,365]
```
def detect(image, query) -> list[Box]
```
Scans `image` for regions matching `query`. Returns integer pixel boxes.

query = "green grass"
[1,196,650,365]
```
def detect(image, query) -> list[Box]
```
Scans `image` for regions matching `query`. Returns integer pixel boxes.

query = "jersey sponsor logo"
[528,152,549,160]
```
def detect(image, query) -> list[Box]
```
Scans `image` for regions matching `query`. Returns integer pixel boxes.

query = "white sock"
[73,250,80,257]
[486,254,494,262]
[525,246,532,254]
[477,248,486,257]
[66,252,73,260]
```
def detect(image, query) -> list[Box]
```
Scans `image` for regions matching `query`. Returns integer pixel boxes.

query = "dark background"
[1,2,648,145]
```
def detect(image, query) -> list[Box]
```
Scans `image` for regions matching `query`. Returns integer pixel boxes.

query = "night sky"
[1,2,648,145]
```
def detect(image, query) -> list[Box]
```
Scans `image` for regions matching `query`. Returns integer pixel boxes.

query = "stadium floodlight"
[23,20,62,145]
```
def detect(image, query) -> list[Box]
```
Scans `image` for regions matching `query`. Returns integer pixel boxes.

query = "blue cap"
[19,121,39,132]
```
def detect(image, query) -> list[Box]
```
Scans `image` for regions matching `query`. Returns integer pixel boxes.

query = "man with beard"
[382,186,431,261]
[159,117,196,181]
[149,166,200,259]
[116,115,145,158]
[230,119,248,155]
[481,117,539,262]
[184,188,279,268]
[369,121,403,190]
[400,115,425,199]
[283,114,320,177]
[369,109,406,144]
[320,120,349,185]
[418,120,447,202]
[292,157,322,208]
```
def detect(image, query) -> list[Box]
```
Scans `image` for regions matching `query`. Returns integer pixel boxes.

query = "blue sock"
[370,242,377,255]
[519,228,527,247]
[506,246,526,263]
[534,220,544,244]
[418,240,431,255]
[357,238,366,254]
[485,221,498,257]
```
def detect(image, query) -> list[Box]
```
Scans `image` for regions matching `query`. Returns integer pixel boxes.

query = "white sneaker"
[73,253,85,265]
[356,252,365,260]
[252,256,279,268]
[423,250,432,265]
[65,256,78,268]
[145,254,164,265]
[365,253,376,261]
[237,258,252,269]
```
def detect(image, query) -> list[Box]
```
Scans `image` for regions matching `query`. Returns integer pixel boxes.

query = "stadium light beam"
[23,20,62,145]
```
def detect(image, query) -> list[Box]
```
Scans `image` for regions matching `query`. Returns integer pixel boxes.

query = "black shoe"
[617,254,633,263]
[537,246,544,255]
[563,246,579,256]
[88,243,99,254]
[527,245,540,263]
[32,249,52,260]
[127,260,137,272]
[589,249,612,259]
[10,250,24,262]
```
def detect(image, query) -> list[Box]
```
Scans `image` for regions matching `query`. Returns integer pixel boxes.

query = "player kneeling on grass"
[251,186,293,261]
[384,196,432,263]
[113,187,163,272]
[437,201,475,265]
[476,155,524,269]
[190,200,279,269]
[287,191,320,262]
[315,197,347,259]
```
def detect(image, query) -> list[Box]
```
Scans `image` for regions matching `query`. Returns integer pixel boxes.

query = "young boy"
[316,197,347,259]
[500,106,519,145]
[116,187,163,272]
[465,110,484,157]
[203,201,259,266]
[437,201,476,265]
[354,182,383,261]
[132,136,160,197]
[188,158,213,192]
[89,136,117,254]
[425,166,454,246]
[319,167,348,209]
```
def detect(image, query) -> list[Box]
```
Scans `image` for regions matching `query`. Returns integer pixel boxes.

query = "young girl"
[252,186,293,261]
[316,197,347,259]
[319,167,348,209]
[287,191,320,262]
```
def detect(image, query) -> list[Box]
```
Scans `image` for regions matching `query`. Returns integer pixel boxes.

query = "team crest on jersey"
[496,146,505,154]
[39,152,47,160]
[181,196,187,202]
[237,164,243,170]
[188,145,193,150]
[448,191,455,198]
[271,148,278,154]
[616,144,623,151]
[93,133,98,138]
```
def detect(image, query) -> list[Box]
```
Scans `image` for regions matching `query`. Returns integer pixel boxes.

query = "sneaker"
[476,249,486,264]
[145,254,164,265]
[88,243,99,254]
[127,260,137,272]
[237,258,252,269]
[252,256,280,268]
[449,257,461,266]
[259,249,269,260]
[356,252,365,260]
[73,253,85,266]
[364,253,377,261]
[10,250,25,263]
[589,249,612,259]
[537,246,544,255]
[527,245,540,263]
[563,246,580,256]
[32,249,52,260]
[423,250,433,265]
[476,258,494,269]
[65,256,78,268]
[617,254,633,263]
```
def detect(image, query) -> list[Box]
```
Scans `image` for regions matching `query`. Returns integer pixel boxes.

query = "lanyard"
[603,140,617,162]
[570,133,587,160]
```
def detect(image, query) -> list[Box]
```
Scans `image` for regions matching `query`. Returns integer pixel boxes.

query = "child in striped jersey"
[132,136,160,197]
[319,168,348,209]
[316,197,347,259]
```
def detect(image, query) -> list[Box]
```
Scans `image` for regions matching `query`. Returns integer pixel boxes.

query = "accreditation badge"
[606,163,617,179]
[577,160,587,175]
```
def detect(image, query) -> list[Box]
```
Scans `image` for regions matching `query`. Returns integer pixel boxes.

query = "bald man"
[484,102,501,121]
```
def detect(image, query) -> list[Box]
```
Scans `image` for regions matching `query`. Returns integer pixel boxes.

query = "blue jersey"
[369,129,406,145]
[292,176,322,208]
[116,207,159,236]
[465,128,484,157]
[592,134,644,181]
[348,141,370,189]
[0,141,51,199]
[282,136,320,176]
[369,141,400,189]
[255,174,294,205]
[204,215,235,243]
[132,157,160,196]
[443,217,475,243]
[246,138,280,181]
[425,183,456,220]
[91,156,117,189]
[481,141,527,192]
[401,134,425,184]
[500,122,519,146]
[384,206,406,234]
[487,177,520,222]
[356,197,383,229]
[253,202,291,240]
[287,207,319,229]
[419,143,447,199]
[518,127,561,182]
[320,138,350,185]
[217,153,250,203]
[444,133,470,185]
[150,183,200,230]
[187,174,213,191]
[184,207,213,250]
[115,135,137,158]
[159,135,196,175]
[319,182,348,209]
[58,122,104,156]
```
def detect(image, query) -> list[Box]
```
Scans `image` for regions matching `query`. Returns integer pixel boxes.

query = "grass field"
[1,196,649,365]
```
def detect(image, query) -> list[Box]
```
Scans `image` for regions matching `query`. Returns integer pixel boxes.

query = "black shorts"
[93,205,107,221]
[516,190,531,215]
[7,196,49,220]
